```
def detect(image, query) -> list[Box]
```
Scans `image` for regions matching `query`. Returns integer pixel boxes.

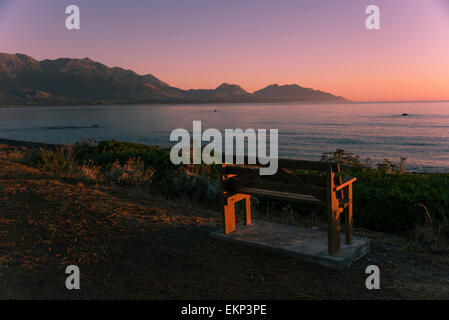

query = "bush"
[28,145,78,176]
[78,159,102,182]
[323,149,449,235]
[106,158,155,186]
[353,171,449,234]
[172,173,220,207]
[76,140,221,199]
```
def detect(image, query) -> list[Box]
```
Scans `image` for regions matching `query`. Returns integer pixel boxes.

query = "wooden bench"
[220,158,356,255]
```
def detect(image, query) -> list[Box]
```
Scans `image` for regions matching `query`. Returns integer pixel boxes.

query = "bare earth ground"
[0,160,448,299]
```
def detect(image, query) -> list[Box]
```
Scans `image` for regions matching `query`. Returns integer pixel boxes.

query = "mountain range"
[0,53,346,105]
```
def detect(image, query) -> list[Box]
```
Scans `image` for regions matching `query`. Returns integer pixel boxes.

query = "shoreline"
[0,137,59,149]
[0,100,348,108]
[0,137,447,174]
[1,99,449,109]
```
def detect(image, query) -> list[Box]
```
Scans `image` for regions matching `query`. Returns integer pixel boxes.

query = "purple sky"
[1,0,449,101]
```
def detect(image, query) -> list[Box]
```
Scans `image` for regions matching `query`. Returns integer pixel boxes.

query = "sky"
[0,0,449,101]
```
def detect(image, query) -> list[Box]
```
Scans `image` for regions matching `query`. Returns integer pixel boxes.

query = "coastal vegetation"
[3,140,449,250]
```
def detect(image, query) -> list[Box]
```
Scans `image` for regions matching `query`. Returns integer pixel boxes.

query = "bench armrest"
[334,177,357,192]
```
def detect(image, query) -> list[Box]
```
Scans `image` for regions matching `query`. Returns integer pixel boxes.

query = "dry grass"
[0,144,30,162]
[105,158,155,186]
[409,205,449,252]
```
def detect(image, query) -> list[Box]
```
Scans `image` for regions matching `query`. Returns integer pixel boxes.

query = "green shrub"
[172,173,221,207]
[353,171,449,234]
[323,149,449,234]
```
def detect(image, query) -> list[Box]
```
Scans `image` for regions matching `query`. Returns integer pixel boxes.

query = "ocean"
[1,101,448,172]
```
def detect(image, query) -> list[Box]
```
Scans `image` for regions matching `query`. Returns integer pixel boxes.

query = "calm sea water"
[1,102,448,172]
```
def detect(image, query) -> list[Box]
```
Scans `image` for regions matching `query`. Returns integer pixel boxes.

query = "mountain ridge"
[0,53,346,105]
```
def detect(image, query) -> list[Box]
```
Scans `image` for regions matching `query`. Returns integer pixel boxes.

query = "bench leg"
[223,194,252,233]
[328,208,341,255]
[327,185,341,255]
[345,184,353,244]
[223,197,236,234]
[244,195,251,226]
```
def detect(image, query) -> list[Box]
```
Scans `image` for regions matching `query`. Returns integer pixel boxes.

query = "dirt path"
[0,161,448,299]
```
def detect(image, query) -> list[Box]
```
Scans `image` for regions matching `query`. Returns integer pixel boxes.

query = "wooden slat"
[225,164,330,187]
[334,177,357,192]
[226,193,249,203]
[345,183,353,244]
[339,198,352,209]
[225,171,327,189]
[276,168,324,199]
[223,176,254,192]
[221,154,335,171]
[223,171,259,192]
[250,180,316,193]
[225,178,328,202]
[237,187,322,205]
[224,166,258,175]
[292,173,327,187]
[336,162,344,202]
[277,158,333,171]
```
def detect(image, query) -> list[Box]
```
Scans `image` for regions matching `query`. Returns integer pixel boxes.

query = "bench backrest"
[221,158,341,205]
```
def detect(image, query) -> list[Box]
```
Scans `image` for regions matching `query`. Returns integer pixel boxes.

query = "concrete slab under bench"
[211,220,370,271]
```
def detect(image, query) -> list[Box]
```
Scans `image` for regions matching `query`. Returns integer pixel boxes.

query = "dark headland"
[0,53,346,106]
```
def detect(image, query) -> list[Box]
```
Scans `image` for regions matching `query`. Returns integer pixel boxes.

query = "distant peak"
[216,83,240,89]
[214,83,250,96]
[0,52,37,62]
[253,82,344,101]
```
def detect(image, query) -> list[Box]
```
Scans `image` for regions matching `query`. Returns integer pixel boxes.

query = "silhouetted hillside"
[253,84,345,102]
[0,53,346,105]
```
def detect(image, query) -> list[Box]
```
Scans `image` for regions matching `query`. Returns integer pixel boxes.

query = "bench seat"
[237,187,322,205]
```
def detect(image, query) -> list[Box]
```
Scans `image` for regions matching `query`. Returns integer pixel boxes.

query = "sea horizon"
[1,100,448,173]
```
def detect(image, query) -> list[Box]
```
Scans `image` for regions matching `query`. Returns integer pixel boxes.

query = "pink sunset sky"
[1,0,449,101]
